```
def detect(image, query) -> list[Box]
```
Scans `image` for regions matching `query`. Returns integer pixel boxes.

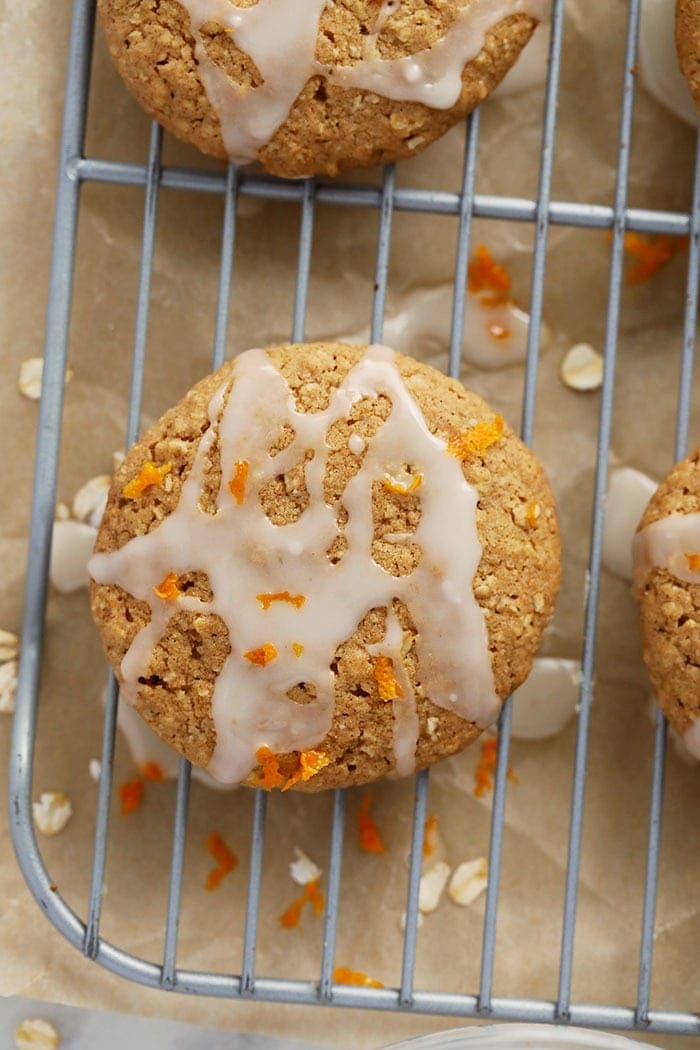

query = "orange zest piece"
[243,642,278,666]
[122,460,172,500]
[474,737,517,798]
[292,642,304,658]
[383,472,423,496]
[423,814,438,858]
[254,746,286,789]
[282,749,331,791]
[118,776,143,815]
[373,655,403,701]
[358,792,386,854]
[468,244,511,304]
[621,232,688,285]
[447,414,504,461]
[204,831,238,891]
[685,553,700,572]
[153,571,181,601]
[487,322,510,341]
[526,500,541,528]
[229,459,249,505]
[333,967,384,989]
[279,878,324,928]
[141,761,165,782]
[256,591,306,611]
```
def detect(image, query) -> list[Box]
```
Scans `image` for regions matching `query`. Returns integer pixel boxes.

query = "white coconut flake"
[18,358,72,401]
[399,909,424,932]
[560,343,603,391]
[32,792,73,836]
[72,474,110,527]
[89,759,102,782]
[112,449,126,471]
[426,716,439,737]
[418,861,451,914]
[0,628,19,662]
[0,659,18,713]
[448,857,489,906]
[49,519,97,592]
[14,1018,60,1050]
[289,847,322,886]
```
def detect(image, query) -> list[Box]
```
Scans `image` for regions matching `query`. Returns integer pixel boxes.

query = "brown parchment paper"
[2,1,699,1046]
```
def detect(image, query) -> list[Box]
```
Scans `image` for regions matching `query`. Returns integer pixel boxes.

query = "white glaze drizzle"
[89,345,499,784]
[178,0,546,164]
[633,510,700,759]
[366,608,420,776]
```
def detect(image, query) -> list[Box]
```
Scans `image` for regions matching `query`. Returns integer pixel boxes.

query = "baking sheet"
[1,1,699,1046]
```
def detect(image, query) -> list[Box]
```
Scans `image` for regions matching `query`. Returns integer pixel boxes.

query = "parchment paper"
[2,1,699,1046]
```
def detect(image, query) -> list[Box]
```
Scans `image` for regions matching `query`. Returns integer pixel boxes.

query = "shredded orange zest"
[243,642,278,666]
[254,746,286,789]
[141,761,165,782]
[685,553,700,572]
[282,749,331,791]
[153,571,181,601]
[474,737,517,798]
[118,776,143,815]
[447,414,504,461]
[373,655,404,701]
[122,460,172,500]
[423,814,439,858]
[526,500,541,528]
[358,793,386,854]
[279,878,324,927]
[621,232,689,285]
[256,591,306,611]
[468,244,511,303]
[333,967,384,989]
[204,831,238,891]
[487,322,510,341]
[229,459,249,505]
[292,642,304,658]
[383,472,423,496]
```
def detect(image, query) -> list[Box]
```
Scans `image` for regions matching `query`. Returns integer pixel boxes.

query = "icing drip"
[177,0,546,164]
[633,510,700,760]
[367,608,420,776]
[90,345,499,784]
[632,512,700,589]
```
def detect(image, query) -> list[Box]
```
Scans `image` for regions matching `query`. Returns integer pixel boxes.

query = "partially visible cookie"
[633,448,700,758]
[89,341,561,791]
[676,0,700,111]
[97,0,542,178]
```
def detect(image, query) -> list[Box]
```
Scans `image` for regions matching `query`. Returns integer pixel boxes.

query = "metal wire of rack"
[8,0,700,1038]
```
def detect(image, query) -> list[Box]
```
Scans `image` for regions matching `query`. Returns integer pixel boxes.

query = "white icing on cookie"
[632,512,700,589]
[89,345,499,784]
[178,0,546,165]
[367,608,420,776]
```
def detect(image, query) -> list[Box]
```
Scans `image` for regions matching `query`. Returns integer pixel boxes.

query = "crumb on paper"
[621,232,688,285]
[289,847,322,886]
[14,1018,60,1050]
[118,776,143,815]
[0,659,18,713]
[141,761,166,781]
[0,627,19,662]
[358,792,386,854]
[32,792,73,836]
[468,244,511,304]
[88,759,101,782]
[419,860,451,914]
[333,966,384,988]
[560,343,603,391]
[448,857,489,906]
[279,878,324,927]
[205,831,238,891]
[72,473,110,527]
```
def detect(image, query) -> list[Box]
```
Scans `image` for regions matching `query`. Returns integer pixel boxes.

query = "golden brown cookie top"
[634,448,700,758]
[676,0,700,112]
[97,0,543,176]
[90,342,560,790]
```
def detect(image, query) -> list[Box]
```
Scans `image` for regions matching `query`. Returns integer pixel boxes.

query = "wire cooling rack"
[8,0,700,1038]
